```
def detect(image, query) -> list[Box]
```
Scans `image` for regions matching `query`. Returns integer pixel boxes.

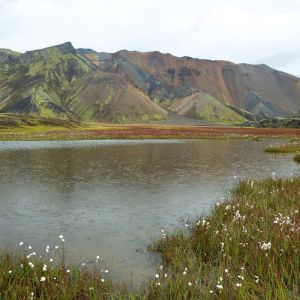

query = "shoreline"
[1,124,300,141]
[1,176,299,299]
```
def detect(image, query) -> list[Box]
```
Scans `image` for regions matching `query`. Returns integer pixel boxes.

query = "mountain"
[0,42,299,124]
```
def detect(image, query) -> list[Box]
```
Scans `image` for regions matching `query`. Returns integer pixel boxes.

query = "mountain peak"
[25,42,76,56]
[54,42,76,54]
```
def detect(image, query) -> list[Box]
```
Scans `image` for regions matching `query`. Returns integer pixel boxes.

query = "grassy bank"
[1,177,299,299]
[149,176,300,299]
[1,123,300,141]
[265,140,300,153]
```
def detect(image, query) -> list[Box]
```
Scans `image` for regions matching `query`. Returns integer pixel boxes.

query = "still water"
[0,139,298,283]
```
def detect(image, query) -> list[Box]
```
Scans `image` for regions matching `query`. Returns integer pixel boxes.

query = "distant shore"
[1,123,300,141]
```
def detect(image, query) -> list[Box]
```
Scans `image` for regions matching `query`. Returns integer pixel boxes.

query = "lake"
[0,139,298,284]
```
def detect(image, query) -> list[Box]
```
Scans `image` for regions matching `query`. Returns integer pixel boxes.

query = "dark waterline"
[0,139,298,283]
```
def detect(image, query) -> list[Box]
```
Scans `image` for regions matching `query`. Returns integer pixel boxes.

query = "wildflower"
[59,234,64,239]
[260,241,271,250]
[183,271,187,275]
[8,270,12,274]
[157,282,161,286]
[28,245,32,250]
[104,269,109,274]
[96,255,100,261]
[43,264,47,272]
[155,273,159,278]
[255,275,259,283]
[159,265,163,270]
[66,269,70,273]
[164,273,168,278]
[237,275,244,281]
[236,283,242,287]
[209,290,213,294]
[188,282,192,286]
[55,246,59,249]
[46,246,50,253]
[20,264,24,268]
[28,262,34,268]
[19,242,24,246]
[89,287,94,290]
[225,269,229,273]
[101,278,105,283]
[81,262,85,266]
[161,229,165,233]
[40,276,46,282]
[49,258,54,263]
[216,284,223,290]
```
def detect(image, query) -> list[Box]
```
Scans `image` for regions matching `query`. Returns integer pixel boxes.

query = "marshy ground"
[1,176,299,299]
[0,114,300,141]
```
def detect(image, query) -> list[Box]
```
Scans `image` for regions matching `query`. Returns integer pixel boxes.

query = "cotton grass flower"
[236,283,242,287]
[43,264,47,272]
[154,273,159,278]
[40,276,46,282]
[260,241,272,250]
[19,242,24,246]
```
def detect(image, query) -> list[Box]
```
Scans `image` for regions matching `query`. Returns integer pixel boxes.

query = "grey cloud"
[0,0,300,77]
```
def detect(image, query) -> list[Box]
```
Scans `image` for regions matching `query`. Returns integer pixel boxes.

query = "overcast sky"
[1,0,300,76]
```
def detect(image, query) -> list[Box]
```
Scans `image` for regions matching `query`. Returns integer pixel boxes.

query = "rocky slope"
[0,42,299,124]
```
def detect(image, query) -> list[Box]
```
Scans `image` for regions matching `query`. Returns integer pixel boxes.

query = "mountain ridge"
[0,42,299,124]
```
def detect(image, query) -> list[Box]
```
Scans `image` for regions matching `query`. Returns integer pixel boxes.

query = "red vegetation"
[64,126,300,139]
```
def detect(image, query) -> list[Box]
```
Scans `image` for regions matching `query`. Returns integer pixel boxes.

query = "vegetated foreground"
[1,176,299,299]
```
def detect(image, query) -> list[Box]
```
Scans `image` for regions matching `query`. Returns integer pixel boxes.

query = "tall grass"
[0,177,299,299]
[148,176,300,299]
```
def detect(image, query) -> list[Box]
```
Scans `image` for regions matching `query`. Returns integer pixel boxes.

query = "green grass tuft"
[265,141,300,153]
[293,154,300,163]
